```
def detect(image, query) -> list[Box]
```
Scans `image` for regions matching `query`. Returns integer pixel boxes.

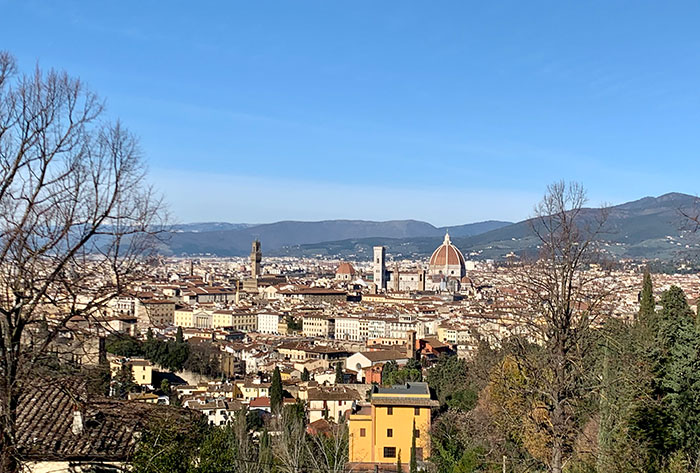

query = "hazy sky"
[2,1,700,226]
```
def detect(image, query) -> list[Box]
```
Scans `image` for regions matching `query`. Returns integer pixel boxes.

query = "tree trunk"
[551,398,564,473]
[0,385,19,473]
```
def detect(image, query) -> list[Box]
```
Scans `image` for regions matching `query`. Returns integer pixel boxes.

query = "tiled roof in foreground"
[16,378,198,462]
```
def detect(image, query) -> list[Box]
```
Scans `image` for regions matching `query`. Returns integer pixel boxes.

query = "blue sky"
[2,1,700,226]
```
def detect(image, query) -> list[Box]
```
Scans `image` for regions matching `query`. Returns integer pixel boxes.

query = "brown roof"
[307,387,362,402]
[361,350,408,362]
[17,379,198,462]
[371,397,439,407]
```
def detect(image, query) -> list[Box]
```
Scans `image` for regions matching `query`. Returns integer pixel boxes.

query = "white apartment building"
[359,317,388,340]
[387,314,425,339]
[335,316,361,341]
[257,312,283,334]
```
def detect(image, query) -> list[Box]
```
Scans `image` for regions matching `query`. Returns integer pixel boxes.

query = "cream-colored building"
[302,315,335,338]
[174,306,195,328]
[109,357,153,386]
[212,310,257,331]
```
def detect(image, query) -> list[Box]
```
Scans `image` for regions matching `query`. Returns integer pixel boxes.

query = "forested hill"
[161,193,699,261]
[162,219,511,256]
[273,193,700,261]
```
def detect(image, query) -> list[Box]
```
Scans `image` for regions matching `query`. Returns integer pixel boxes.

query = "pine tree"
[410,420,418,473]
[397,450,403,473]
[270,366,283,413]
[176,326,184,344]
[301,367,310,382]
[335,362,344,384]
[639,269,655,320]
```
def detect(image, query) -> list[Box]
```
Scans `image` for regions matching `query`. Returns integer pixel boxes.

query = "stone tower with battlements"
[250,240,262,277]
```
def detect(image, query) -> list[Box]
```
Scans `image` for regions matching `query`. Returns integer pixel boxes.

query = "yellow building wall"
[349,415,373,463]
[174,310,194,328]
[132,364,153,386]
[372,405,430,463]
[349,403,431,464]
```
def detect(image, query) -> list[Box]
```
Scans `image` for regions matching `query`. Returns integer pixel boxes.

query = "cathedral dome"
[428,232,466,278]
[336,262,356,276]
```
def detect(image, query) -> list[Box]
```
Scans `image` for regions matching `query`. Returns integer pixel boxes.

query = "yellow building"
[234,380,271,402]
[109,357,153,386]
[174,306,195,328]
[349,382,438,467]
[212,310,257,331]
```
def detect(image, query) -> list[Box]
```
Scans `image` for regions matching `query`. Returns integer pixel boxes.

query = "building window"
[387,428,393,437]
[414,429,420,439]
[384,447,396,458]
[414,407,420,415]
[360,428,366,437]
[387,406,393,415]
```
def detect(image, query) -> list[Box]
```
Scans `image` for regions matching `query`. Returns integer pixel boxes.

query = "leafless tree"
[270,410,308,473]
[0,51,164,472]
[306,420,350,473]
[493,182,615,473]
[231,408,265,473]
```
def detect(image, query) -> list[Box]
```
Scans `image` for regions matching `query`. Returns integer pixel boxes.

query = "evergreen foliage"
[426,355,478,411]
[270,366,283,412]
[639,269,655,320]
[410,420,418,473]
[383,358,423,386]
[335,362,344,384]
[113,364,136,398]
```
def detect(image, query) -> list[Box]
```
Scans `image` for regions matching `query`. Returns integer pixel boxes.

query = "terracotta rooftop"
[17,379,197,462]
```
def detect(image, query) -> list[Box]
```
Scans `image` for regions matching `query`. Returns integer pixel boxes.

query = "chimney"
[72,408,84,436]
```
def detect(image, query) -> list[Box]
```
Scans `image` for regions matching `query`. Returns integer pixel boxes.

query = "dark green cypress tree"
[639,269,655,320]
[410,420,417,473]
[270,366,283,413]
[631,285,700,468]
[176,326,184,344]
[396,449,403,473]
[301,367,310,382]
[259,428,273,469]
[335,362,344,384]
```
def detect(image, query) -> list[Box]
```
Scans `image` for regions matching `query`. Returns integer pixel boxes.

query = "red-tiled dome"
[429,233,466,267]
[336,262,356,275]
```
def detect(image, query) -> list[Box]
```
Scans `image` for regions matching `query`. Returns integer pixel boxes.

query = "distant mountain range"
[162,220,512,256]
[161,193,700,261]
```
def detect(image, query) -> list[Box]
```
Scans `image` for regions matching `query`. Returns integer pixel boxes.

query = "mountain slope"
[161,219,512,256]
[275,193,700,261]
